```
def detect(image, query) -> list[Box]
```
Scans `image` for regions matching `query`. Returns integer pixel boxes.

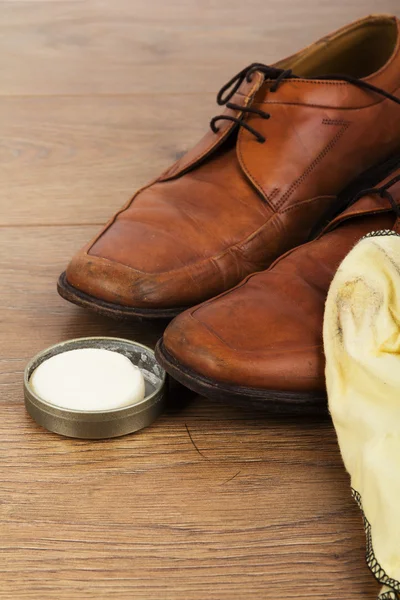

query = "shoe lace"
[210,63,400,144]
[353,173,400,217]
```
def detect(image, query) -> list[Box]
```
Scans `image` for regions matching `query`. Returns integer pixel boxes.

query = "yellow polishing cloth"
[324,231,400,600]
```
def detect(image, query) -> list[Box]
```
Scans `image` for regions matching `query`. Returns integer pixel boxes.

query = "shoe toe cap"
[65,244,192,309]
[163,310,325,394]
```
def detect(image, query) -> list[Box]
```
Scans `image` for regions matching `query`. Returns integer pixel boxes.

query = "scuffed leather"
[163,175,400,392]
[66,17,400,310]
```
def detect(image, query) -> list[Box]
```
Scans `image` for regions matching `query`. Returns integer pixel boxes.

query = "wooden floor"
[1,1,399,598]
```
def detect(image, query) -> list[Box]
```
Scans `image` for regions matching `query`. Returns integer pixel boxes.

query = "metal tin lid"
[23,337,166,439]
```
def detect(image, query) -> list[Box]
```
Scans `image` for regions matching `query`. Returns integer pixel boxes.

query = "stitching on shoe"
[275,120,351,211]
[280,194,335,215]
[265,187,280,203]
[237,128,278,211]
[321,118,349,126]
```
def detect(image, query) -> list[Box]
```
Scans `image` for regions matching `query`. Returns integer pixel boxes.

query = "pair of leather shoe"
[59,14,400,413]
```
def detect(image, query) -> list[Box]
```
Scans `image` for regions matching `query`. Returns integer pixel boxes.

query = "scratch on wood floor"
[221,470,241,485]
[185,423,209,460]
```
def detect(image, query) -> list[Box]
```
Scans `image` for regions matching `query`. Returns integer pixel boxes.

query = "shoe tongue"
[326,172,400,231]
[321,193,394,235]
[344,193,392,217]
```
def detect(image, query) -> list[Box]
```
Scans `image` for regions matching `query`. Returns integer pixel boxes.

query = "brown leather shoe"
[59,15,400,320]
[156,170,400,413]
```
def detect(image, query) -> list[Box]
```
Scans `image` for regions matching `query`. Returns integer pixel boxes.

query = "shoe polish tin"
[23,337,166,439]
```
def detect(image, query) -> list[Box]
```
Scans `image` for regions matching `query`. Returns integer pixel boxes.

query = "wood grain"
[0,96,213,226]
[3,0,398,96]
[1,0,399,597]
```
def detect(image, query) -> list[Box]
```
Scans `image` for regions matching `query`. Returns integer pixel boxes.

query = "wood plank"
[1,0,398,96]
[0,95,215,226]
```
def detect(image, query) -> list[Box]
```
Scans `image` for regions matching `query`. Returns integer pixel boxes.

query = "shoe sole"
[58,151,400,321]
[155,339,328,415]
[57,272,184,320]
